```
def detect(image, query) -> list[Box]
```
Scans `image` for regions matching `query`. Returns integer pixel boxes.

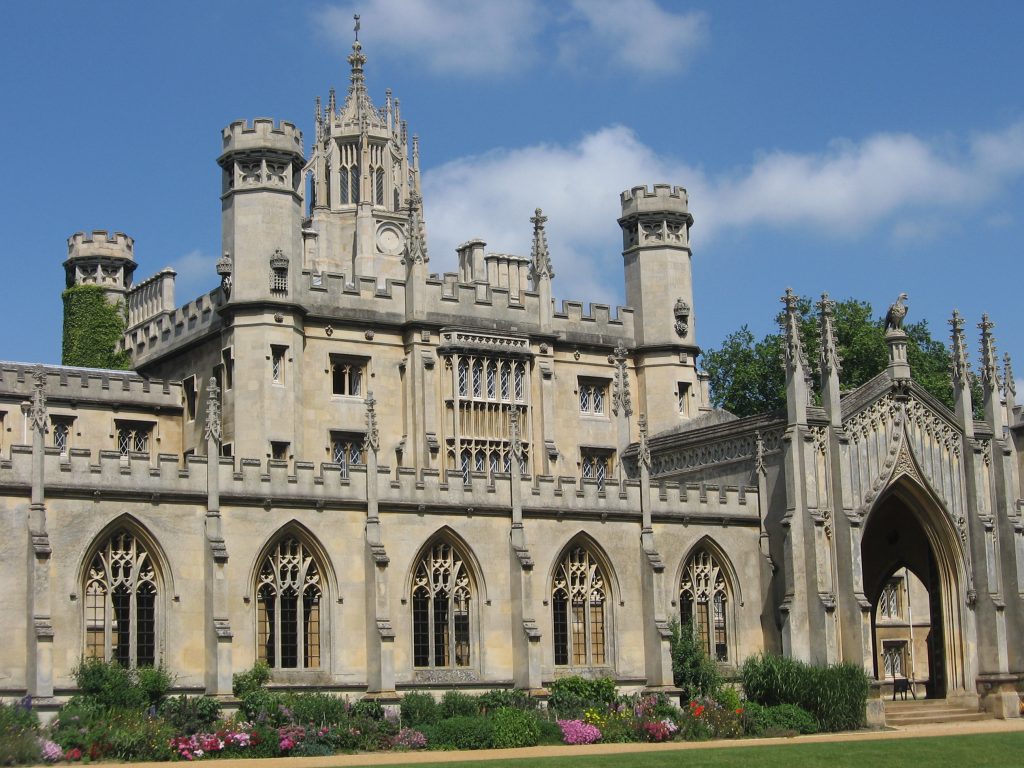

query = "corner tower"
[306,28,423,282]
[619,184,704,433]
[218,119,305,303]
[64,230,136,302]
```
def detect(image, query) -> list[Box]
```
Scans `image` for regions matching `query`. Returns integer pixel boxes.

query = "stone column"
[27,366,53,699]
[363,393,397,698]
[203,378,233,696]
[508,409,542,691]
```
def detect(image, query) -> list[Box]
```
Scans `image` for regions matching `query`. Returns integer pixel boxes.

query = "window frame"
[329,355,366,398]
[679,546,732,663]
[580,448,614,491]
[115,419,154,458]
[51,415,74,456]
[551,545,610,669]
[411,540,475,670]
[578,378,609,417]
[255,536,326,671]
[329,431,365,475]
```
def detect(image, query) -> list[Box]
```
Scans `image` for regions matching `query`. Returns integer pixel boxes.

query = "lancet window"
[83,529,158,667]
[256,536,323,669]
[552,546,608,667]
[412,541,472,668]
[679,547,730,662]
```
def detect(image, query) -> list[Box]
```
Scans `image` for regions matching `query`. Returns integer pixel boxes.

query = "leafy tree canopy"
[61,284,131,369]
[702,296,980,418]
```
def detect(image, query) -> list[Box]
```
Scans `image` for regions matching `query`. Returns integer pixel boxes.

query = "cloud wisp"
[314,0,709,77]
[420,120,1024,302]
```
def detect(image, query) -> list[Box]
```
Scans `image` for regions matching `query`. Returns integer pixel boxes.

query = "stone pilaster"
[508,410,542,691]
[27,366,53,699]
[203,378,233,696]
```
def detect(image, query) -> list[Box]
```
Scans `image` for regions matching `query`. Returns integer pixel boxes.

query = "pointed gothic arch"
[405,528,484,670]
[674,536,740,663]
[78,514,171,667]
[547,533,619,669]
[861,471,973,697]
[250,522,336,671]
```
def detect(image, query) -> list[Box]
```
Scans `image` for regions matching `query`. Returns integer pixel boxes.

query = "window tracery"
[256,536,323,669]
[412,541,472,668]
[679,547,730,662]
[552,546,607,667]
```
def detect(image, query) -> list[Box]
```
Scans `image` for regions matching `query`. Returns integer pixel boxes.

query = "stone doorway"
[860,481,968,699]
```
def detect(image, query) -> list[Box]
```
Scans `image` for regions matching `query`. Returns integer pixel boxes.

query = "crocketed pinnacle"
[817,292,841,374]
[529,208,554,282]
[978,314,1000,391]
[340,22,384,128]
[780,288,808,374]
[1004,352,1016,398]
[949,310,970,386]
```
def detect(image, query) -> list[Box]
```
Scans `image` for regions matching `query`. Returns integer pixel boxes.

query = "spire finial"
[978,313,1000,391]
[1004,352,1016,398]
[780,288,808,373]
[949,309,970,385]
[354,13,361,42]
[529,207,553,284]
[204,377,222,445]
[817,291,841,374]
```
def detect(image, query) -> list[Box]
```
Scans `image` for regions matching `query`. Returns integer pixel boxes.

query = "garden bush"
[400,691,440,727]
[350,697,385,721]
[490,707,540,748]
[73,658,172,711]
[742,702,819,736]
[547,676,617,718]
[423,715,494,750]
[232,662,271,698]
[477,688,537,713]
[535,717,564,745]
[439,690,479,719]
[0,700,40,765]
[283,692,350,726]
[741,654,868,732]
[669,617,722,701]
[159,695,221,735]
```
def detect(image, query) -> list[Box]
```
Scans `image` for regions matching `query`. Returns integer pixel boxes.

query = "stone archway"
[860,479,970,698]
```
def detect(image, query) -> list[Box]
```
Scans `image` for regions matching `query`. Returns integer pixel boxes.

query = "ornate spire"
[817,291,841,374]
[509,408,523,461]
[328,87,336,117]
[404,192,429,265]
[1004,352,1016,398]
[30,365,47,435]
[529,208,553,283]
[978,314,1000,391]
[780,288,809,373]
[608,343,632,418]
[314,95,323,142]
[364,391,380,453]
[340,16,384,128]
[949,310,970,385]
[637,414,651,471]
[204,377,222,445]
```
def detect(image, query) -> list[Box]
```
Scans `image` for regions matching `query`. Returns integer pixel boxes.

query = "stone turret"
[618,184,702,432]
[64,230,136,303]
[217,119,305,303]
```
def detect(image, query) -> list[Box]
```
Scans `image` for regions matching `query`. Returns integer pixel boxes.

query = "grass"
[348,732,1024,768]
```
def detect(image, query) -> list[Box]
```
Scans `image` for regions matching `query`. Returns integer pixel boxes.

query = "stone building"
[1,36,1021,720]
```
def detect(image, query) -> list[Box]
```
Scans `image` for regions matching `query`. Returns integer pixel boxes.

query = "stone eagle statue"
[885,292,909,331]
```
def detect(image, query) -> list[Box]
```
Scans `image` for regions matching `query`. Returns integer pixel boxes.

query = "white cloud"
[559,0,708,74]
[421,121,1024,301]
[315,0,543,76]
[167,249,218,303]
[314,0,708,76]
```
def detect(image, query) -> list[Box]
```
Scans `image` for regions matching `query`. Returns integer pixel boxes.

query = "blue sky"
[1,1,1021,394]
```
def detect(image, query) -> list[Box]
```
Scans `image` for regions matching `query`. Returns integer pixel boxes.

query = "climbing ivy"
[61,284,131,369]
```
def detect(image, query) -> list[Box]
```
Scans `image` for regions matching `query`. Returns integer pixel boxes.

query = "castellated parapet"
[619,184,691,219]
[66,230,135,263]
[219,118,304,159]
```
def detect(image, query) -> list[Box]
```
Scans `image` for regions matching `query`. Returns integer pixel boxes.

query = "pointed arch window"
[84,529,158,667]
[256,537,323,669]
[375,167,385,206]
[412,541,472,668]
[679,548,730,662]
[552,546,607,666]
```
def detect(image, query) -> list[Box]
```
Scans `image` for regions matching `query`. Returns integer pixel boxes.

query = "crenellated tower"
[64,230,136,303]
[618,184,703,434]
[306,27,422,283]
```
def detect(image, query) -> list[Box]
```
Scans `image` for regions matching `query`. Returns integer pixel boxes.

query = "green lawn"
[349,733,1024,768]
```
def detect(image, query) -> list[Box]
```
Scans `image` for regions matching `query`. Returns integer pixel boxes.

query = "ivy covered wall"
[61,284,131,369]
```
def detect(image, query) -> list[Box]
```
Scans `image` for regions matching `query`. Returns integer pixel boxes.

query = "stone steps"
[884,698,991,726]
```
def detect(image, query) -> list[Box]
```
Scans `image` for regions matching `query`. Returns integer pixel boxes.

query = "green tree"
[61,284,131,369]
[702,296,979,418]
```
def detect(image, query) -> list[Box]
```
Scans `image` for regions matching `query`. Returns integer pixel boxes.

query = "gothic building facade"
[1,38,1021,720]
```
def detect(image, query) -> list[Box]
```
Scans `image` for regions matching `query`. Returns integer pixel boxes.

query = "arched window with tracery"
[84,529,158,667]
[552,546,607,667]
[256,536,323,669]
[679,547,730,662]
[412,541,472,668]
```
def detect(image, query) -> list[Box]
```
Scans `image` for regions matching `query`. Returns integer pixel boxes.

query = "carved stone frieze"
[649,428,783,478]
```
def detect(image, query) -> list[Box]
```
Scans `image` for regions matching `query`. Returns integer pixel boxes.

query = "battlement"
[126,268,177,329]
[619,184,691,219]
[0,361,181,409]
[66,230,135,263]
[0,448,759,526]
[125,287,225,367]
[220,118,304,159]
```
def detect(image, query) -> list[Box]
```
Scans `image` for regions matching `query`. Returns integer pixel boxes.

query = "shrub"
[72,659,172,711]
[547,676,617,719]
[0,699,40,766]
[159,695,221,735]
[741,655,868,732]
[669,618,722,702]
[477,688,538,713]
[536,717,564,745]
[283,692,349,726]
[136,666,174,708]
[400,692,440,727]
[233,662,271,698]
[742,702,818,736]
[439,690,479,719]
[391,727,427,750]
[422,715,493,750]
[350,698,385,721]
[490,707,540,748]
